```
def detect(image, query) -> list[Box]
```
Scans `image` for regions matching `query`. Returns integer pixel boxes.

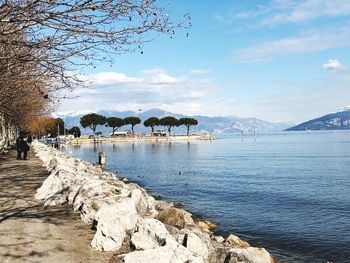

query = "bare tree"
[0,0,189,139]
[0,0,190,90]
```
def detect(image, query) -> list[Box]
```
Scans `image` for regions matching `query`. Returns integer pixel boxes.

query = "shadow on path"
[0,151,113,263]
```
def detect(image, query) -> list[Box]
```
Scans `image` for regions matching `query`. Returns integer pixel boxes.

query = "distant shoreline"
[67,134,215,145]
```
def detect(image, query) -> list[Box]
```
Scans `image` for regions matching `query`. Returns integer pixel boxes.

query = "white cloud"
[260,0,350,26]
[323,59,346,72]
[58,68,350,122]
[90,72,140,85]
[218,0,350,27]
[149,73,177,85]
[189,69,210,75]
[58,69,231,116]
[233,25,350,63]
[139,68,179,85]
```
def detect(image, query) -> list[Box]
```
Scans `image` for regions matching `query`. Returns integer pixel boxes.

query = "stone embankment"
[33,141,276,263]
[68,134,215,145]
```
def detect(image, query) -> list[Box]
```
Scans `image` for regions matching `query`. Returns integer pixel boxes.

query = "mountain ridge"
[285,109,350,131]
[60,108,292,134]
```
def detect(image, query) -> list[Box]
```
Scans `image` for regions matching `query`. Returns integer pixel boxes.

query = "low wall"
[68,134,215,145]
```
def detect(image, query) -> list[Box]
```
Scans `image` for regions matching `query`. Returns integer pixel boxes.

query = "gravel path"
[0,150,113,263]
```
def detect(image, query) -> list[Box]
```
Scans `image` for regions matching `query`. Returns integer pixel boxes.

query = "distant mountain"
[61,108,291,135]
[285,109,350,131]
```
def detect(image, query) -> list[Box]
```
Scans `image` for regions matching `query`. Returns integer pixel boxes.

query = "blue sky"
[60,0,350,123]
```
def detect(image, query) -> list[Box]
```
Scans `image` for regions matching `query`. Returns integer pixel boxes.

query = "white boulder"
[131,218,175,250]
[91,200,140,251]
[32,142,275,263]
[228,247,275,263]
[35,169,65,200]
[174,229,215,262]
[120,244,204,263]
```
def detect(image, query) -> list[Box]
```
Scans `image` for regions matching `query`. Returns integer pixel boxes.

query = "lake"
[64,131,350,262]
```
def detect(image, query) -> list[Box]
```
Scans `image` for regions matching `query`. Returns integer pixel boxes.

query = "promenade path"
[0,150,113,263]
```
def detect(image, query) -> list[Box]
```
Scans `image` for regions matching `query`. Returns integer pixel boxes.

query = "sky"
[59,0,350,123]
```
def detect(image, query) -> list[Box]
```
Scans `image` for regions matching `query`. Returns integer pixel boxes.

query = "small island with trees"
[74,113,212,144]
[18,112,213,144]
[24,112,213,144]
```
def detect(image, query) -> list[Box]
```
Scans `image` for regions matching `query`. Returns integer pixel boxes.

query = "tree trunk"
[151,126,154,133]
[168,126,171,136]
[0,114,19,152]
[92,126,96,143]
[4,115,10,148]
[187,125,190,136]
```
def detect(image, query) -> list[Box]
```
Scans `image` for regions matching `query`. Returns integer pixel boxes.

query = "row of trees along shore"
[27,117,81,138]
[80,113,198,136]
[0,1,189,151]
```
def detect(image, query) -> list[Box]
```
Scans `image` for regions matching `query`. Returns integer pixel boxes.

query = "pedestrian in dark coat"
[22,140,30,160]
[16,136,30,160]
[16,136,24,160]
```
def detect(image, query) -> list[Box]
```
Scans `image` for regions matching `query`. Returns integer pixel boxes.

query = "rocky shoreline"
[33,141,276,263]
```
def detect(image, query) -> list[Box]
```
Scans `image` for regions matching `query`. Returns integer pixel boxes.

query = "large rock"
[130,189,149,215]
[185,231,215,261]
[43,194,67,206]
[35,169,67,200]
[174,229,215,262]
[225,234,251,248]
[119,244,204,263]
[67,184,83,205]
[228,247,275,263]
[33,142,275,263]
[196,220,217,231]
[212,246,275,263]
[46,157,59,171]
[130,218,179,251]
[78,198,106,224]
[91,200,140,251]
[211,235,225,243]
[130,189,158,217]
[156,206,195,229]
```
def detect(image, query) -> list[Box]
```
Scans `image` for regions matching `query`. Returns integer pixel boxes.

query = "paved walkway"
[0,150,113,263]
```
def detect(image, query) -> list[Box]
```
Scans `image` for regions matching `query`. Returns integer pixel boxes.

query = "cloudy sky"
[59,0,350,123]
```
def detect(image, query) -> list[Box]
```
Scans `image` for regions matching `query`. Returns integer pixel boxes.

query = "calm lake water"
[64,131,350,262]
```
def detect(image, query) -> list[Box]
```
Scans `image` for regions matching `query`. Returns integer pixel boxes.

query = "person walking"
[22,139,30,160]
[16,135,30,160]
[16,136,24,160]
